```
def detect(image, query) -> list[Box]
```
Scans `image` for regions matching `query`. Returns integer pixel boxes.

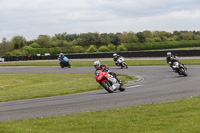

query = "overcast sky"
[1,0,200,42]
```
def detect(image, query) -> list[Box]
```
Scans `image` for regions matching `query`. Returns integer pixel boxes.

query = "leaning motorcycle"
[59,57,71,68]
[172,61,188,76]
[95,70,125,93]
[116,56,128,69]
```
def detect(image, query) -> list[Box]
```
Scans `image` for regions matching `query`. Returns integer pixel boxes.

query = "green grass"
[0,73,136,102]
[0,59,200,67]
[0,96,199,132]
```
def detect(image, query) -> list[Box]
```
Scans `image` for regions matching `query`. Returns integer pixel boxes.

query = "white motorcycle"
[116,56,128,69]
[172,61,188,76]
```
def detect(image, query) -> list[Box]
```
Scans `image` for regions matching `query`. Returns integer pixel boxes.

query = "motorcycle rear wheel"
[119,85,126,91]
[180,68,188,76]
[101,81,114,93]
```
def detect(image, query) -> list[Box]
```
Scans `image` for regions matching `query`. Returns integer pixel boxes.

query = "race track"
[0,65,200,121]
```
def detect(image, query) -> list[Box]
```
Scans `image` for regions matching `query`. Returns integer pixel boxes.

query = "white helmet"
[167,52,171,56]
[59,53,64,58]
[94,61,100,69]
[113,53,117,57]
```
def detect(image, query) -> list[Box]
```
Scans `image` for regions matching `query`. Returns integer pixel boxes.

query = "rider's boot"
[116,76,123,85]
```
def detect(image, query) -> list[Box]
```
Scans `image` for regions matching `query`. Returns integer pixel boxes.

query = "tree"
[0,38,12,55]
[10,36,26,49]
[36,34,51,48]
[136,32,146,43]
[143,30,153,38]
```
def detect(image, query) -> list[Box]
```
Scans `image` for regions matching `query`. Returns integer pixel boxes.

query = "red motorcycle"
[95,70,125,93]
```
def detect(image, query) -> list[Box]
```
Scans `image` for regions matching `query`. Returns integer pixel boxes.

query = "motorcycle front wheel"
[101,81,114,93]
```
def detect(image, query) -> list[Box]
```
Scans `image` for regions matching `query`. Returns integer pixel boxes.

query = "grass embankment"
[0,73,136,102]
[0,59,200,66]
[0,97,199,132]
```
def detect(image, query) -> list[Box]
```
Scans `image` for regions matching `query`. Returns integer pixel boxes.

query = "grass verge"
[0,73,137,102]
[0,59,200,66]
[0,96,199,132]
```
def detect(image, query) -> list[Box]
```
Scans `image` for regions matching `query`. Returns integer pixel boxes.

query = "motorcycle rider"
[58,53,65,61]
[94,61,122,85]
[113,53,120,66]
[166,52,187,71]
[166,52,174,68]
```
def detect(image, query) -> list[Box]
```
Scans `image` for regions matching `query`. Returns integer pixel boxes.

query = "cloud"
[1,0,200,41]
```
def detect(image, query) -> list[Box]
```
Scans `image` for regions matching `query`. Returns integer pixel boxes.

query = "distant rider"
[113,53,120,66]
[58,53,67,61]
[166,52,175,68]
[166,52,186,70]
[94,61,122,85]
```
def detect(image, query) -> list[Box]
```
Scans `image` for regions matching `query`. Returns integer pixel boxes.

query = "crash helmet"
[94,61,100,69]
[113,53,117,57]
[59,53,64,58]
[167,52,171,56]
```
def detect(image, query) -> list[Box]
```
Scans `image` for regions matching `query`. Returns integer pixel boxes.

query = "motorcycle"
[59,57,71,68]
[172,61,188,76]
[95,70,125,93]
[116,56,128,69]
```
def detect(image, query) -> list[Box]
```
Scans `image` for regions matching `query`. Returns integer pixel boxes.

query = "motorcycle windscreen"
[63,57,69,62]
[95,70,101,76]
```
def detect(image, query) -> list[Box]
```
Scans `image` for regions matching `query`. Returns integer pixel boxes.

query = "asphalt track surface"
[0,65,200,121]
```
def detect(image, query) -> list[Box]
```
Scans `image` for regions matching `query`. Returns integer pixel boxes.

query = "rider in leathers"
[94,61,122,85]
[166,52,187,71]
[166,52,175,68]
[113,53,120,66]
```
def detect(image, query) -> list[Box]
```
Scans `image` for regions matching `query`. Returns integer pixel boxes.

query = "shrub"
[108,43,116,51]
[98,46,108,52]
[30,42,40,48]
[73,46,85,53]
[22,45,34,55]
[86,45,98,53]
[117,44,127,51]
[11,50,21,56]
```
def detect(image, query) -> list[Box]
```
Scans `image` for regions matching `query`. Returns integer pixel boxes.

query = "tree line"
[1,30,200,56]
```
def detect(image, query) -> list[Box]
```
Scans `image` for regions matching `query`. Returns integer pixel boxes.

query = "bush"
[11,50,21,56]
[73,46,85,53]
[108,43,116,51]
[117,44,127,51]
[86,45,98,53]
[22,45,34,55]
[98,46,108,52]
[30,42,40,48]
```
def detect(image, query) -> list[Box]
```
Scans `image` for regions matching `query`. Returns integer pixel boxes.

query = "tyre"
[124,63,128,69]
[60,64,64,68]
[101,81,114,93]
[119,85,126,91]
[68,63,71,68]
[180,68,188,76]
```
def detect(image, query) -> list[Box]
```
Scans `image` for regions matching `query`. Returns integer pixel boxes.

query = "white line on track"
[126,84,143,89]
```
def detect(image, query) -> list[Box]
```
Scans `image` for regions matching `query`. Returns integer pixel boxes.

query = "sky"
[1,0,200,42]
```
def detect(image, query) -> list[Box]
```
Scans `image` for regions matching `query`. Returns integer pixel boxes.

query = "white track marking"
[126,84,143,89]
